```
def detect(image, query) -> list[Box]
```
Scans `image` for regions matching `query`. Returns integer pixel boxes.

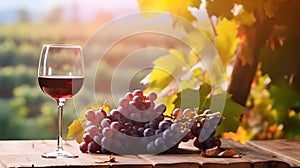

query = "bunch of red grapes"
[79,89,222,154]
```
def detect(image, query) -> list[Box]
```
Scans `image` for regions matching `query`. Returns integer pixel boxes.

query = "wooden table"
[0,138,299,168]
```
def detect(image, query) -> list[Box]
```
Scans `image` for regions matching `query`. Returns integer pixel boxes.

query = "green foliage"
[141,48,206,115]
[269,83,300,120]
[0,65,36,98]
[138,0,244,136]
[137,0,300,140]
[173,84,243,135]
[1,0,299,141]
[269,83,300,137]
[0,22,96,139]
[10,85,47,117]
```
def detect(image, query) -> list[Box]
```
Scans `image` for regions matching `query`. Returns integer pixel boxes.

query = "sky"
[0,0,139,11]
[0,0,140,23]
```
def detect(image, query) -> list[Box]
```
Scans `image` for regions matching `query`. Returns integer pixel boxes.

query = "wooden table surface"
[0,138,299,168]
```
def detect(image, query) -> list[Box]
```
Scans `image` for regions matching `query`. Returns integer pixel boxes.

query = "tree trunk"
[227,7,273,106]
[227,55,258,106]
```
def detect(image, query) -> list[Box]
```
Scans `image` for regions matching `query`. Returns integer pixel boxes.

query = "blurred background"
[1,0,300,142]
[0,0,141,139]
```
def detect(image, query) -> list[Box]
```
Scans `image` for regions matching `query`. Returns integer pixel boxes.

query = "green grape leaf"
[142,49,204,114]
[182,31,206,53]
[142,48,204,97]
[173,83,211,110]
[214,93,244,135]
[173,84,243,134]
[198,83,212,110]
[206,0,234,19]
[146,51,186,92]
[269,83,300,122]
[199,91,243,134]
[173,88,203,110]
[215,19,240,67]
[283,112,300,138]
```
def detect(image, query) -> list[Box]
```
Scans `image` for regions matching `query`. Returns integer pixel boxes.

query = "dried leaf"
[204,146,219,157]
[201,146,241,158]
[218,149,240,157]
[109,154,117,162]
[95,154,117,164]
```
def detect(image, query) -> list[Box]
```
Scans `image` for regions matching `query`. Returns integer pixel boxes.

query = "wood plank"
[179,140,251,168]
[218,138,290,168]
[108,155,153,168]
[140,153,199,168]
[139,140,252,168]
[0,139,296,168]
[0,140,109,168]
[247,139,300,168]
[182,139,251,168]
[0,140,153,168]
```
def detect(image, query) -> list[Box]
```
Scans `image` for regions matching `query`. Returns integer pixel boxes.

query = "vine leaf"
[234,9,256,26]
[141,49,199,94]
[234,0,258,13]
[142,49,203,114]
[214,93,244,135]
[264,0,277,18]
[199,89,243,134]
[137,0,201,26]
[206,0,234,19]
[67,119,84,143]
[173,85,243,134]
[142,50,186,94]
[215,19,240,67]
[269,83,300,122]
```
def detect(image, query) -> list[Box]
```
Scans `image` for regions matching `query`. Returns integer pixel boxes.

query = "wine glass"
[38,44,84,158]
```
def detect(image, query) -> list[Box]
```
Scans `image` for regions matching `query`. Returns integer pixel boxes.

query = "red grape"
[88,141,100,153]
[83,132,93,143]
[79,142,88,153]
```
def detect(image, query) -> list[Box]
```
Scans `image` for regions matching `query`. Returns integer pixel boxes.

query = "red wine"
[38,76,84,99]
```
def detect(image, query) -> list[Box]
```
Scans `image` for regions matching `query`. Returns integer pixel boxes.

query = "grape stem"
[194,111,221,122]
[199,111,221,118]
[164,115,174,120]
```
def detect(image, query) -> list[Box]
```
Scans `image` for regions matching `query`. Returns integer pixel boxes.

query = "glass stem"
[57,99,65,151]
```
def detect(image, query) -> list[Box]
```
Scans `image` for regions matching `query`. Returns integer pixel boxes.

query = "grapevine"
[79,89,222,154]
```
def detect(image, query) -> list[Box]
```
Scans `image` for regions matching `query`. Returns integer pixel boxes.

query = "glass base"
[42,148,78,158]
